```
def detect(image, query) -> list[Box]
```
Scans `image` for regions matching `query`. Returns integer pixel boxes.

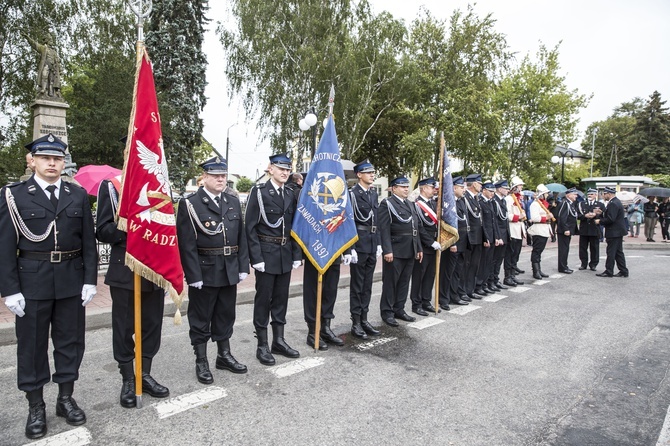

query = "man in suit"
[245,154,302,365]
[557,187,579,273]
[490,180,510,291]
[475,181,500,295]
[177,156,250,383]
[504,176,527,286]
[378,177,423,326]
[439,175,469,308]
[0,134,97,439]
[595,187,629,278]
[462,173,484,300]
[577,188,606,271]
[410,178,442,316]
[97,175,170,406]
[348,160,381,339]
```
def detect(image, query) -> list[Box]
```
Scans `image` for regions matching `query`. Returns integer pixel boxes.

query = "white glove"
[342,254,352,265]
[189,281,203,289]
[350,249,358,264]
[376,245,383,258]
[4,293,25,317]
[81,284,97,306]
[252,262,265,272]
[431,241,441,251]
[238,272,248,281]
[292,260,302,269]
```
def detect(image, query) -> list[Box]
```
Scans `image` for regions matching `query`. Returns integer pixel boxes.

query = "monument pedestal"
[31,99,77,177]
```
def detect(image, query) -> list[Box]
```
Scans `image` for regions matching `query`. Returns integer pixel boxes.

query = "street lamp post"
[590,127,598,177]
[226,122,237,162]
[298,107,318,158]
[551,148,584,185]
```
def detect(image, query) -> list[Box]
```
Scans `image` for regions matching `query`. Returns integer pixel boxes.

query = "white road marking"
[0,366,15,374]
[355,337,397,351]
[267,357,325,378]
[548,274,565,279]
[483,294,508,302]
[407,317,444,330]
[627,256,643,258]
[449,305,481,315]
[24,427,91,446]
[530,280,550,286]
[655,403,670,445]
[507,286,531,293]
[153,386,227,419]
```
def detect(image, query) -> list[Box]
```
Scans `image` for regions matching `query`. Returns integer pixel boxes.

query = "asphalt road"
[1,248,670,446]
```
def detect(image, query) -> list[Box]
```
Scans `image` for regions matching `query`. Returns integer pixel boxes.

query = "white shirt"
[33,176,62,200]
[202,187,221,205]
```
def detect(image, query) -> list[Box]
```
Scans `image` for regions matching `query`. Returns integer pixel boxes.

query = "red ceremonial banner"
[117,46,185,310]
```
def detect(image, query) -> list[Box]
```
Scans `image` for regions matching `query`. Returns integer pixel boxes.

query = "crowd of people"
[0,133,664,440]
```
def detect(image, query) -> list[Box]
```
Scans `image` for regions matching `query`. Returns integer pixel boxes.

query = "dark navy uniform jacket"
[600,197,628,238]
[464,191,483,245]
[177,187,249,287]
[378,195,422,259]
[350,184,381,254]
[245,180,301,275]
[577,199,606,237]
[0,176,97,300]
[557,200,578,235]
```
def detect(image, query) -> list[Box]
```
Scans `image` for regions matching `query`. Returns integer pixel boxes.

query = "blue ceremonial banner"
[291,115,358,274]
[439,147,459,248]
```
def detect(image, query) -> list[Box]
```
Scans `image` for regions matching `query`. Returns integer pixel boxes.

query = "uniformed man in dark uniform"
[490,180,510,291]
[462,173,485,300]
[245,154,302,365]
[595,187,629,278]
[0,134,97,439]
[439,175,469,307]
[348,160,381,339]
[557,187,579,273]
[475,181,500,295]
[577,188,606,271]
[97,174,170,406]
[177,157,250,383]
[378,176,423,326]
[410,178,442,316]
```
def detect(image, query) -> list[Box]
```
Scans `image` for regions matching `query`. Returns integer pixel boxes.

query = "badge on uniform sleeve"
[205,221,210,227]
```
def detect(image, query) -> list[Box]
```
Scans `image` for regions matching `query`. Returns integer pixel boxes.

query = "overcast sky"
[201,0,670,179]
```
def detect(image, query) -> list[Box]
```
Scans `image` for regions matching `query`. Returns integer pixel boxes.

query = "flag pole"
[433,133,446,314]
[314,272,323,351]
[129,0,152,409]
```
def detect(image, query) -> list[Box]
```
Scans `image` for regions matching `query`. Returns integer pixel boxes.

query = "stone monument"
[23,31,77,178]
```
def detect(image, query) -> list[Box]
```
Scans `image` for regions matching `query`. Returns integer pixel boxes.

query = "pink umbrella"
[74,164,122,195]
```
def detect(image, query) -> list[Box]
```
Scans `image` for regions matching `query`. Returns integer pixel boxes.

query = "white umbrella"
[616,191,637,206]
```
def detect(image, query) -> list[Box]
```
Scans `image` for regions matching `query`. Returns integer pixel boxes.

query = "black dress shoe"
[56,395,86,426]
[271,339,300,358]
[513,266,525,274]
[361,320,381,336]
[395,312,416,322]
[589,266,597,271]
[503,278,517,287]
[451,299,469,306]
[25,402,47,439]
[320,326,345,347]
[473,288,489,296]
[306,333,329,351]
[256,346,276,366]
[439,304,451,311]
[412,307,429,316]
[468,293,483,300]
[483,285,497,294]
[142,373,171,397]
[461,294,472,302]
[559,268,573,274]
[494,282,509,290]
[578,266,587,270]
[596,271,613,277]
[512,277,525,285]
[216,352,248,374]
[422,304,441,313]
[615,271,629,278]
[383,317,399,327]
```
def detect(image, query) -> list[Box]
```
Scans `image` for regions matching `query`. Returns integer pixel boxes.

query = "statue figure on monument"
[22,31,63,100]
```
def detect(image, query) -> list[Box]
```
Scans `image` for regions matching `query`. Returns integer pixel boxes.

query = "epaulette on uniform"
[256,182,266,189]
[8,180,26,188]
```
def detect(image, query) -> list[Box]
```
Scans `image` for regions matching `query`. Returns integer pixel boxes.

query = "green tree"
[146,0,209,192]
[235,176,253,192]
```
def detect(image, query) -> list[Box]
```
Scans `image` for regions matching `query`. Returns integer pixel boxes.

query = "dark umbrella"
[638,187,670,198]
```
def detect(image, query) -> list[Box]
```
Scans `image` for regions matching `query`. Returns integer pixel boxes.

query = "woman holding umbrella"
[627,199,643,238]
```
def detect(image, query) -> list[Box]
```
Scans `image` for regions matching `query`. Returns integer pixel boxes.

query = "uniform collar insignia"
[27,184,36,194]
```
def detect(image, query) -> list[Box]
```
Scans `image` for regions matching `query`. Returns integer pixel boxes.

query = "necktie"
[278,187,283,198]
[214,196,221,206]
[46,185,58,209]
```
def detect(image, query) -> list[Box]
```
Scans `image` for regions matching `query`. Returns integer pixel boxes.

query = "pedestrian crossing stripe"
[482,294,508,302]
[530,280,550,286]
[24,427,91,446]
[449,305,481,315]
[355,337,397,351]
[507,286,531,293]
[548,274,565,279]
[267,357,325,378]
[154,386,227,419]
[408,317,444,330]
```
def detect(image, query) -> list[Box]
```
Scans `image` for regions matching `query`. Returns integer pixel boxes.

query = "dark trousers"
[492,243,506,283]
[557,233,571,271]
[476,245,493,288]
[410,251,436,309]
[16,295,85,391]
[504,238,522,277]
[463,243,482,294]
[111,286,164,363]
[349,251,376,316]
[662,218,670,241]
[605,237,628,275]
[438,250,457,306]
[253,270,291,329]
[380,257,413,318]
[579,235,600,268]
[304,261,340,323]
[450,251,466,302]
[188,284,237,345]
[530,236,548,264]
